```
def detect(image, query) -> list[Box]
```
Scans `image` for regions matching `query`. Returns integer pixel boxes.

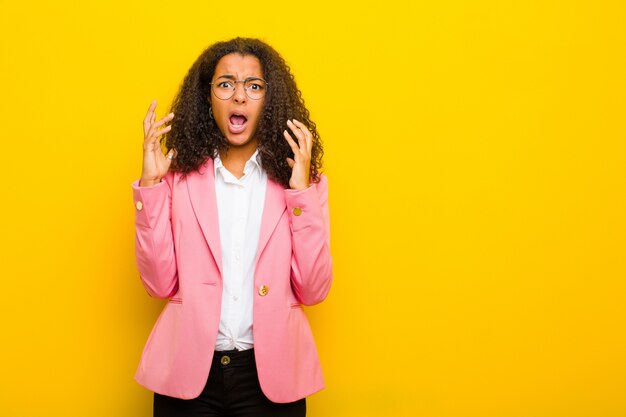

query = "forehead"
[214,53,263,78]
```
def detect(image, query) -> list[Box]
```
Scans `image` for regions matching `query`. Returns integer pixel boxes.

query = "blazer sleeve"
[284,174,333,306]
[131,172,179,299]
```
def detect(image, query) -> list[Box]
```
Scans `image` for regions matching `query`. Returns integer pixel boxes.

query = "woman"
[132,37,332,417]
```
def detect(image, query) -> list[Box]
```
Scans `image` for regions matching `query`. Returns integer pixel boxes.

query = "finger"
[283,129,300,155]
[286,157,295,168]
[290,119,310,138]
[143,99,157,134]
[147,125,171,147]
[146,99,157,113]
[153,112,175,129]
[154,125,172,139]
[291,119,313,152]
[287,119,305,141]
[147,115,173,141]
[286,120,305,146]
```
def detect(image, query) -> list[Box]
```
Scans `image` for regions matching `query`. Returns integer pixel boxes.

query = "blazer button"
[136,201,143,211]
[293,207,302,216]
[258,285,269,296]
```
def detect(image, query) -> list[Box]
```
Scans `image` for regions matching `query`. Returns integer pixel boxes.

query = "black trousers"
[153,348,306,417]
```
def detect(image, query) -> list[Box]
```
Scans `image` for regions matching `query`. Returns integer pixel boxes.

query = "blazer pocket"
[168,297,183,304]
[289,302,303,309]
[202,281,217,286]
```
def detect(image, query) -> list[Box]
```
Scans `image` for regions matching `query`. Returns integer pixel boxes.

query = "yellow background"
[1,1,625,416]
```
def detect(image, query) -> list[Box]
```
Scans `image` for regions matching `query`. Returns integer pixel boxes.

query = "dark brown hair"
[164,37,323,187]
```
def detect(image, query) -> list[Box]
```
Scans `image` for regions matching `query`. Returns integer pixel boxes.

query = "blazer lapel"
[186,157,286,276]
[255,178,286,264]
[186,158,223,277]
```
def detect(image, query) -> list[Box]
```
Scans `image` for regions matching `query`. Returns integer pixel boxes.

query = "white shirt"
[213,149,267,351]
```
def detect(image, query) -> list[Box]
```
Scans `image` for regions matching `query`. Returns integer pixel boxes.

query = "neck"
[219,139,258,179]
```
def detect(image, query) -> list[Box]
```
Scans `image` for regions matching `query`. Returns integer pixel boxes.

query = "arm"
[132,171,178,299]
[285,174,333,306]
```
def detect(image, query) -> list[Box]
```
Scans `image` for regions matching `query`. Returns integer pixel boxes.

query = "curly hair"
[163,37,323,188]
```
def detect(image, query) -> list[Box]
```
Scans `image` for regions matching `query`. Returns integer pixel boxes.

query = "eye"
[249,82,265,91]
[217,81,233,89]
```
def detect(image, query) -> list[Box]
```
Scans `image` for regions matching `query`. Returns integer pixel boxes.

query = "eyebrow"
[215,74,264,81]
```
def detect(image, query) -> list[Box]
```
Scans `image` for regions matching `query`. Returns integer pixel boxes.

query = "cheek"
[212,106,229,129]
[251,107,265,129]
[210,105,227,132]
[210,100,221,115]
[252,101,265,120]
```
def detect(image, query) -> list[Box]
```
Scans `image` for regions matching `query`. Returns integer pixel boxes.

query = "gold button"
[220,355,231,365]
[293,207,302,216]
[258,285,269,296]
[136,201,143,211]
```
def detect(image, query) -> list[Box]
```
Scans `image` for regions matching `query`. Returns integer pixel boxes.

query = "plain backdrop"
[1,1,625,416]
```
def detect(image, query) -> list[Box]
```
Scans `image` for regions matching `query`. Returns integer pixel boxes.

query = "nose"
[233,81,247,103]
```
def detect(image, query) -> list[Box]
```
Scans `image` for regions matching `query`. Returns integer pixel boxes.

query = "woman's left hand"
[283,119,313,191]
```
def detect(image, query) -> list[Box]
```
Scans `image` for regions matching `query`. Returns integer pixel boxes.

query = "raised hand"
[140,99,176,187]
[283,119,313,191]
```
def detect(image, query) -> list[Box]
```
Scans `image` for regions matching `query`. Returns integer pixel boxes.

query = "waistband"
[213,348,255,358]
[212,348,255,367]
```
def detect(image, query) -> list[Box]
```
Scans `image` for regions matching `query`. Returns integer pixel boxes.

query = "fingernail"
[287,120,292,124]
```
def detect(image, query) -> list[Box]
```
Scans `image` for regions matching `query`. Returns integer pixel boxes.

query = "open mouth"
[230,114,247,125]
[228,113,248,134]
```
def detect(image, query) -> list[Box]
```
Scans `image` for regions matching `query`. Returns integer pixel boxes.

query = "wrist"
[289,181,311,192]
[139,178,161,187]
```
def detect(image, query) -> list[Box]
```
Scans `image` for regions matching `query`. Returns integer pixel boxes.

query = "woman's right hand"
[140,99,176,187]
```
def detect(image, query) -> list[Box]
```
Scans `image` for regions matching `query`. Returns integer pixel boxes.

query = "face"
[210,53,266,149]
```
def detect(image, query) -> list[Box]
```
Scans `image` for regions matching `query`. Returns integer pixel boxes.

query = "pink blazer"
[131,158,332,402]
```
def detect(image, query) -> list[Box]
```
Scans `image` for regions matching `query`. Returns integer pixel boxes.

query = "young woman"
[132,37,332,417]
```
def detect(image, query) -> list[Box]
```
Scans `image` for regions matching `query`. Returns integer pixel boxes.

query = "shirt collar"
[213,148,262,179]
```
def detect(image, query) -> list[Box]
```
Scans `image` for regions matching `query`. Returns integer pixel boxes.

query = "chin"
[225,134,255,148]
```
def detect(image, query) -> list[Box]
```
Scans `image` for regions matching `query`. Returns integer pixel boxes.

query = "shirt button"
[233,295,238,301]
[293,207,302,216]
[136,201,143,211]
